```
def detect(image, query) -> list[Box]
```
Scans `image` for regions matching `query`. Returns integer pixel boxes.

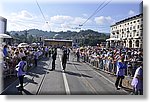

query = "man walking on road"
[62,48,68,71]
[50,47,57,71]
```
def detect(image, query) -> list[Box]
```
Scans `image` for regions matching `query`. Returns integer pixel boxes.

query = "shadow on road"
[24,77,38,85]
[64,70,93,78]
[67,62,81,66]
[22,89,34,95]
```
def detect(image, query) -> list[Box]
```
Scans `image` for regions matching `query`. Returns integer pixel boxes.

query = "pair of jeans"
[115,76,124,88]
[18,75,24,89]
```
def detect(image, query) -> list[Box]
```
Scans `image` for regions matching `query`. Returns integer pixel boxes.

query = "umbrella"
[31,43,37,47]
[18,43,29,47]
[0,34,12,39]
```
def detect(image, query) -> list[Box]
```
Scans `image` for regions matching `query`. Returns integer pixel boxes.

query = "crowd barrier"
[2,51,44,78]
[80,54,139,78]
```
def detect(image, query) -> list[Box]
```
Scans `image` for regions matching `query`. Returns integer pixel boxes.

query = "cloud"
[94,16,115,25]
[6,10,92,32]
[128,10,135,16]
[71,17,92,25]
[61,23,71,29]
[95,16,105,25]
[82,13,88,17]
[50,15,73,24]
[14,10,34,20]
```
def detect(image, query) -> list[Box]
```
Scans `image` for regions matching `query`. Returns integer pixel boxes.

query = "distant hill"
[9,29,110,46]
[9,29,109,39]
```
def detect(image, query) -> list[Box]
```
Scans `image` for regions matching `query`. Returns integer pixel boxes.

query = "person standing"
[115,57,127,90]
[45,46,49,57]
[76,49,80,62]
[34,49,39,67]
[3,45,9,58]
[15,56,27,92]
[131,62,143,95]
[49,47,52,57]
[62,49,68,71]
[67,47,70,61]
[50,48,57,71]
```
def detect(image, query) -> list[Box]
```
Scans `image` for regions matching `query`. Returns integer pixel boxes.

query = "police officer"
[50,47,57,71]
[62,48,68,71]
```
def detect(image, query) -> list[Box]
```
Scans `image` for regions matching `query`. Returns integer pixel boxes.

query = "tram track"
[71,58,99,95]
[35,57,52,95]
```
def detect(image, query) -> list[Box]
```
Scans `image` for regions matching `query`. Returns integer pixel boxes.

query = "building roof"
[0,16,7,22]
[44,39,72,42]
[110,13,143,27]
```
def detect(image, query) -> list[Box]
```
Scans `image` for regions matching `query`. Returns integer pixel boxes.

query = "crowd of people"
[74,46,143,76]
[1,44,56,78]
[73,45,143,95]
[1,43,143,94]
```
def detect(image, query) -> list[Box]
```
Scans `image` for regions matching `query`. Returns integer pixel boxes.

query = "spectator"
[131,62,143,95]
[3,45,8,57]
[115,57,127,90]
[15,56,27,92]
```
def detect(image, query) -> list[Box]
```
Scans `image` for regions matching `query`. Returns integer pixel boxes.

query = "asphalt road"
[1,49,130,95]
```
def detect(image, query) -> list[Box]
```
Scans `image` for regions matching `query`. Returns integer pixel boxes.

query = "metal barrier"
[80,54,139,78]
[2,51,44,78]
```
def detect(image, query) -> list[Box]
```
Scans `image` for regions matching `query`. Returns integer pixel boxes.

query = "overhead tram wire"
[35,0,51,31]
[36,0,47,22]
[79,0,112,27]
[79,1,106,27]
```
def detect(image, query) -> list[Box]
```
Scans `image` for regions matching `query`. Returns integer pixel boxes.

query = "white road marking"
[59,55,70,95]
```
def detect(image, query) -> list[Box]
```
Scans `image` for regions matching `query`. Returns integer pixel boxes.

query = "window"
[130,22,132,24]
[137,25,139,29]
[134,21,136,23]
[130,33,132,37]
[130,27,132,30]
[133,32,135,37]
[133,26,136,29]
[137,32,139,36]
[136,40,139,47]
[140,31,143,36]
[137,20,140,22]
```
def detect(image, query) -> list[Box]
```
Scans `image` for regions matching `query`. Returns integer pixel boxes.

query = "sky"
[0,0,142,33]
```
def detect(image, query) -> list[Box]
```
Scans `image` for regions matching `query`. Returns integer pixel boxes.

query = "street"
[1,49,130,95]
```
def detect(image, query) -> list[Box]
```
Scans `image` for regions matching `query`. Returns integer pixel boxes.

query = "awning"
[106,38,121,41]
[0,34,12,39]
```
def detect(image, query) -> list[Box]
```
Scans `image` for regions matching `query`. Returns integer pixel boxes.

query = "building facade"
[0,16,7,34]
[44,39,72,47]
[107,14,143,49]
